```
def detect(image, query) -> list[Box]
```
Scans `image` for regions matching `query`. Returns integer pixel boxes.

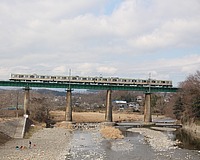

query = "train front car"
[9,73,16,81]
[9,73,22,82]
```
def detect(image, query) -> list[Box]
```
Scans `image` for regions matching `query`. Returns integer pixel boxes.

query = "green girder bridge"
[0,80,179,92]
[0,80,179,125]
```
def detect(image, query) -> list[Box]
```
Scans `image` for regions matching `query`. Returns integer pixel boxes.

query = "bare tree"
[170,70,200,123]
[29,92,55,123]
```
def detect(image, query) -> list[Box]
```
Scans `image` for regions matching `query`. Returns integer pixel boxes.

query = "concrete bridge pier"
[23,87,30,115]
[144,93,152,122]
[105,90,113,122]
[65,89,72,122]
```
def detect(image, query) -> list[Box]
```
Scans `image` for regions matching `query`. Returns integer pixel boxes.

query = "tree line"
[172,70,200,123]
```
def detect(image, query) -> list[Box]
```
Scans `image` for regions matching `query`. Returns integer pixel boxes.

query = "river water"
[64,125,200,160]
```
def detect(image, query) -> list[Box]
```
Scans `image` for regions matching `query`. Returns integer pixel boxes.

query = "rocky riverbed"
[0,124,200,160]
[127,128,179,151]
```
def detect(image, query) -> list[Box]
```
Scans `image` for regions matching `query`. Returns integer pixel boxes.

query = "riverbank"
[182,122,200,138]
[1,122,200,160]
[0,127,72,160]
[128,128,179,151]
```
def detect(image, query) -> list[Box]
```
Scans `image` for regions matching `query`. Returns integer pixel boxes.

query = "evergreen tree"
[173,96,184,120]
[192,95,200,119]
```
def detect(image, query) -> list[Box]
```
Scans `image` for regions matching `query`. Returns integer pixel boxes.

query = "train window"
[143,80,147,83]
[161,81,165,83]
[103,78,107,81]
[152,80,156,83]
[41,76,45,79]
[112,79,117,82]
[72,77,77,80]
[82,78,87,80]
[11,74,15,78]
[19,75,24,78]
[30,75,34,78]
[122,79,126,82]
[62,77,66,79]
[46,76,50,79]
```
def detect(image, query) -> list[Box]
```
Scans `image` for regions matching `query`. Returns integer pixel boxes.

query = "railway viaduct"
[0,80,178,125]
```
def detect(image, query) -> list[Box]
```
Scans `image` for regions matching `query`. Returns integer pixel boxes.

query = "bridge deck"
[0,81,179,92]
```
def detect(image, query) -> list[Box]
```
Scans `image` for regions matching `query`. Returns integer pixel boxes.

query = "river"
[64,124,200,160]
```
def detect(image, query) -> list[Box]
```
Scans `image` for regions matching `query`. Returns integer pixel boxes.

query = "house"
[112,100,128,110]
[128,102,140,111]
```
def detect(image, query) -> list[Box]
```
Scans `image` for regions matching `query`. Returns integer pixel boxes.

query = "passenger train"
[9,73,173,87]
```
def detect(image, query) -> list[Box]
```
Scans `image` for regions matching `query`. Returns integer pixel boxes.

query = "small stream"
[64,124,200,160]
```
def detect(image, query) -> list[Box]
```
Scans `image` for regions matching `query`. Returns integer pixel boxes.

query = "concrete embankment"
[0,117,29,142]
[0,132,12,144]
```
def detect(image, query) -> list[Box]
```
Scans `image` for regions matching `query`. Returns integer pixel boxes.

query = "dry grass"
[100,126,124,139]
[24,124,43,139]
[50,111,146,123]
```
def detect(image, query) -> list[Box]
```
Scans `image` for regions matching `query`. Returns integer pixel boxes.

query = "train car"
[9,73,173,87]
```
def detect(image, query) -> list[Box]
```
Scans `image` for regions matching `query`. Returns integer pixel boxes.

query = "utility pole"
[16,90,19,117]
[69,69,71,90]
[148,73,151,93]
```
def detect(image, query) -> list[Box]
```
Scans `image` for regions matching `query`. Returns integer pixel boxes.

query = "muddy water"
[65,126,200,160]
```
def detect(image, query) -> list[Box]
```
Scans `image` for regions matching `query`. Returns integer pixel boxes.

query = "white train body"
[9,73,173,87]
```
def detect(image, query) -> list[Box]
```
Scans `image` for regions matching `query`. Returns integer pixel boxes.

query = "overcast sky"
[0,0,200,86]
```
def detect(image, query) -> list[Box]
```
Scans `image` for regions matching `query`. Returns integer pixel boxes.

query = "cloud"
[131,18,200,51]
[97,66,117,75]
[0,0,200,85]
[1,0,200,56]
[74,63,117,76]
[52,66,67,75]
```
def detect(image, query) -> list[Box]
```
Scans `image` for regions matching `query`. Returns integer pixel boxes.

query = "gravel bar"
[127,128,178,151]
[0,127,72,160]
